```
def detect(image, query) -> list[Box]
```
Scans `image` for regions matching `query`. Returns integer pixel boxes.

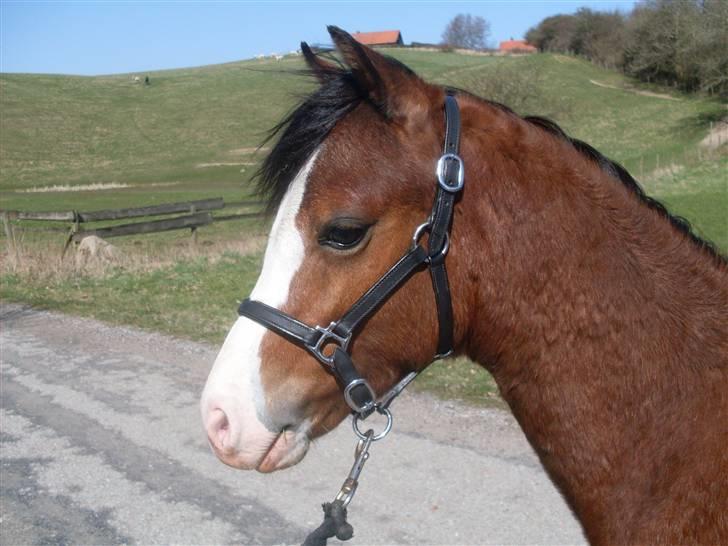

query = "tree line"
[525,0,727,98]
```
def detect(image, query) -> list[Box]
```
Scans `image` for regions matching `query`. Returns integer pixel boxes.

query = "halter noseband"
[238,94,464,420]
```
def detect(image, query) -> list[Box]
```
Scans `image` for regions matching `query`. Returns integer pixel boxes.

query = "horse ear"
[301,42,339,83]
[327,26,430,122]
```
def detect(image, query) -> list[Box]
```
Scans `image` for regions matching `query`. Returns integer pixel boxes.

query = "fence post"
[61,210,81,260]
[189,204,198,246]
[2,211,20,269]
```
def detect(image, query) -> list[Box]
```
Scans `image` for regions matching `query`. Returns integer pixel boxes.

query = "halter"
[238,93,463,417]
[238,94,464,544]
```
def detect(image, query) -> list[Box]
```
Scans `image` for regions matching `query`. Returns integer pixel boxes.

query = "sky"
[1,1,637,76]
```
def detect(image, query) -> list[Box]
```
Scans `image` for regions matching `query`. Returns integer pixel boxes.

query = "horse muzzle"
[202,401,310,472]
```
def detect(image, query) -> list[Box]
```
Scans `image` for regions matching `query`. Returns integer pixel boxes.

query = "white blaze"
[201,150,319,441]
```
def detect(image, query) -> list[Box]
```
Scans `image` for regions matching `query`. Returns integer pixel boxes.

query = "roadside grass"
[415,357,501,407]
[2,49,725,408]
[2,252,259,342]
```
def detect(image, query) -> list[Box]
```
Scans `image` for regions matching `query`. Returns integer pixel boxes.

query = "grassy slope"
[1,50,725,405]
[2,50,723,241]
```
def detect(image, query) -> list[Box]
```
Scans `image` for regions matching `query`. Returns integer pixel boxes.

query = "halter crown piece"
[238,94,464,545]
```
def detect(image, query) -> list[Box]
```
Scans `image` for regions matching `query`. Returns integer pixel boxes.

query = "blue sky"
[1,1,636,75]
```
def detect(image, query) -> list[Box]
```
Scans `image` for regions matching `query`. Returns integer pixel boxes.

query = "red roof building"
[352,30,404,47]
[499,39,537,53]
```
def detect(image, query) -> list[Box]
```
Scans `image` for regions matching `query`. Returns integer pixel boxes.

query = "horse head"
[200,27,469,472]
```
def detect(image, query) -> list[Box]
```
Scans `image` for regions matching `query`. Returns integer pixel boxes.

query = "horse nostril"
[206,408,231,451]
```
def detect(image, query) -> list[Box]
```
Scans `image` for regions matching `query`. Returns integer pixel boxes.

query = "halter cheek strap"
[238,93,464,417]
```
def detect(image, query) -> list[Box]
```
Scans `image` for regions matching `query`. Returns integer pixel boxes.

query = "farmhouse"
[352,30,404,47]
[499,39,537,53]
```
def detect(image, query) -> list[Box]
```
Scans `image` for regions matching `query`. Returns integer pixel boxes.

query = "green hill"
[1,49,725,246]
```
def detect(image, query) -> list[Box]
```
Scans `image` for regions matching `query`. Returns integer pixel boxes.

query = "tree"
[526,14,578,53]
[623,0,702,91]
[442,14,490,50]
[525,0,726,97]
[525,10,625,67]
[571,8,626,67]
[695,0,728,97]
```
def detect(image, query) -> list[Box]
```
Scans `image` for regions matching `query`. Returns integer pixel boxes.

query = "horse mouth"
[204,408,311,472]
[256,427,311,473]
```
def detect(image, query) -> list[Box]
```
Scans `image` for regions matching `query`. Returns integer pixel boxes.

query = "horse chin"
[256,427,311,473]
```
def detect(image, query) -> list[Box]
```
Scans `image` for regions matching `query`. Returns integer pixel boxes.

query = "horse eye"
[319,222,370,250]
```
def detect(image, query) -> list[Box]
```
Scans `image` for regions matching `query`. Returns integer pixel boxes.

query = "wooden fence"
[1,197,264,258]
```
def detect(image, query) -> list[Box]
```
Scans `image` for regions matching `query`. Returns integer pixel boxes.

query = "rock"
[75,235,123,268]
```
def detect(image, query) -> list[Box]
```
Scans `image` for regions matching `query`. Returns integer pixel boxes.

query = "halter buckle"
[343,378,377,415]
[310,322,351,366]
[436,152,465,192]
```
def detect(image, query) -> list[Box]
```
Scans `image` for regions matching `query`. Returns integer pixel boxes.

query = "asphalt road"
[1,304,585,545]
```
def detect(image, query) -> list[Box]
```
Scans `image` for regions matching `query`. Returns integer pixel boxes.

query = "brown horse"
[201,27,728,545]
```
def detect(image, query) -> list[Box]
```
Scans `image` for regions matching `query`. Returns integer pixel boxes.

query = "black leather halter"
[238,94,464,418]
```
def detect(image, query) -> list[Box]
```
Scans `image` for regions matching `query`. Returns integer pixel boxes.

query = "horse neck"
[455,107,728,539]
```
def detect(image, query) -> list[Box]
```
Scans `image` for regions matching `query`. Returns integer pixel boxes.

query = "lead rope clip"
[301,430,375,546]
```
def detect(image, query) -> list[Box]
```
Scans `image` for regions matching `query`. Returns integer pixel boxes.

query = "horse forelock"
[256,68,363,214]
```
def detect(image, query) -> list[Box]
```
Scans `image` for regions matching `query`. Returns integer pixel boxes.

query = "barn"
[499,39,537,53]
[352,30,404,47]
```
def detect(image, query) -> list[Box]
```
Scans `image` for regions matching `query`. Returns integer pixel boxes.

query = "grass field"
[1,48,725,406]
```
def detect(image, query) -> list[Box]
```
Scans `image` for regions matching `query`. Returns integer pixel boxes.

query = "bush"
[457,63,570,118]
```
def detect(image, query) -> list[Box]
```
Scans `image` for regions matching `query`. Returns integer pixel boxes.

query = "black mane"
[256,68,364,213]
[523,115,725,263]
[255,64,724,263]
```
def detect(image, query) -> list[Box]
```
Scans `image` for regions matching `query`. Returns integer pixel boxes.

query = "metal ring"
[436,152,464,192]
[352,407,393,441]
[426,232,449,263]
[411,221,431,250]
[411,222,450,262]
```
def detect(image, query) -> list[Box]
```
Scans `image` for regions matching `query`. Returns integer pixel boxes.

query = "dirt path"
[700,118,728,149]
[589,79,682,101]
[0,304,585,545]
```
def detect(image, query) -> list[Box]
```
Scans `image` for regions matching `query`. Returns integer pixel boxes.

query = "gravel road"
[1,303,585,545]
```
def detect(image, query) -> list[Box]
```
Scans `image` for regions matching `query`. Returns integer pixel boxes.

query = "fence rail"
[71,212,214,242]
[1,197,265,258]
[1,197,232,223]
[77,198,224,222]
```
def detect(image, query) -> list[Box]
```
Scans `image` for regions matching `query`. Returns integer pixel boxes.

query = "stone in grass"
[75,235,123,269]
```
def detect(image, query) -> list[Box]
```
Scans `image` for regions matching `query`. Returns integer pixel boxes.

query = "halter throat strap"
[238,93,464,416]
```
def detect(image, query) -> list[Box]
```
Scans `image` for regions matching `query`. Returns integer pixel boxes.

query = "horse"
[201,27,728,545]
